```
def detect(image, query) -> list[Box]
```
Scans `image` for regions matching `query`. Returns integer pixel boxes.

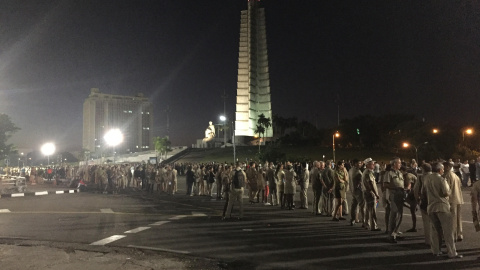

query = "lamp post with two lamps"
[104,129,123,164]
[219,115,227,146]
[402,141,428,163]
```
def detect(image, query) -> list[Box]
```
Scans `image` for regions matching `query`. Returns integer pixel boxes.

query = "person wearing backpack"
[225,162,246,220]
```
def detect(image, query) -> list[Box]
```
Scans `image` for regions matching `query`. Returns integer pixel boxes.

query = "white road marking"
[169,215,187,220]
[11,193,24,197]
[127,245,190,254]
[100,208,114,213]
[55,191,64,194]
[192,212,206,217]
[0,209,11,213]
[35,191,48,196]
[149,221,171,226]
[90,235,126,246]
[124,227,150,234]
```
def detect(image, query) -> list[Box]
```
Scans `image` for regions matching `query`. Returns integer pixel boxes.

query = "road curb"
[0,189,80,198]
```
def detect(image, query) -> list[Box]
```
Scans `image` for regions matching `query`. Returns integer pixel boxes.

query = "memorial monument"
[235,0,273,138]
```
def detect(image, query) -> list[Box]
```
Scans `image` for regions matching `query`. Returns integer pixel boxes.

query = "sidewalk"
[0,241,222,270]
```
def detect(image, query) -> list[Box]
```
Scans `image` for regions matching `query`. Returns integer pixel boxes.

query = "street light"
[402,141,428,163]
[41,143,55,166]
[432,128,439,134]
[463,128,473,141]
[104,128,123,164]
[219,115,227,146]
[333,131,340,163]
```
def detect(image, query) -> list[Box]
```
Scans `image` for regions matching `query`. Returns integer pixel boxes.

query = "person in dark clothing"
[186,166,195,196]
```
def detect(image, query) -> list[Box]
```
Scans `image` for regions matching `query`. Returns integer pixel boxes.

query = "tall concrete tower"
[235,0,273,138]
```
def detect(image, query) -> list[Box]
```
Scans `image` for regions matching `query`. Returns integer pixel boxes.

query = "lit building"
[83,88,153,154]
[235,0,273,138]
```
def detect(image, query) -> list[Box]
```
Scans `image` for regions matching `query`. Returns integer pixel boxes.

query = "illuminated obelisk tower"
[235,0,273,138]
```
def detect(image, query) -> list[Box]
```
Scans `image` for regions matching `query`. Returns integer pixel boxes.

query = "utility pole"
[221,90,227,146]
[165,106,170,138]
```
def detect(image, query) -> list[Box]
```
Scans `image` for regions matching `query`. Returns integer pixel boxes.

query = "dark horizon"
[2,1,480,153]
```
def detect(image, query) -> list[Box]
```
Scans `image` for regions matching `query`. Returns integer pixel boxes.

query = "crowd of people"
[208,157,480,260]
[4,156,480,260]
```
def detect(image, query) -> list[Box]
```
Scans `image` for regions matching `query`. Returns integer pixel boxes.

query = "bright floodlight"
[402,142,410,148]
[104,129,123,147]
[466,128,473,135]
[219,115,227,121]
[41,143,55,156]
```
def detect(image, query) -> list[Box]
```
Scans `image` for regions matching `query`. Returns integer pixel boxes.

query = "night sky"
[1,0,480,152]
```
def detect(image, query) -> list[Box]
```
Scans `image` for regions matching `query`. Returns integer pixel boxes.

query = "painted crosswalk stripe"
[35,191,48,196]
[0,209,11,213]
[100,208,114,213]
[90,235,125,246]
[125,227,150,234]
[169,215,187,220]
[149,221,171,226]
[127,245,190,254]
[11,193,24,198]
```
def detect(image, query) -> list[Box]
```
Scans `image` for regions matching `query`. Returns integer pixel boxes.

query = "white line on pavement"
[124,227,150,234]
[11,193,24,197]
[149,221,171,226]
[0,209,11,213]
[169,215,187,220]
[100,208,114,213]
[90,235,126,246]
[35,191,48,196]
[127,245,190,254]
[55,191,64,194]
[192,212,206,217]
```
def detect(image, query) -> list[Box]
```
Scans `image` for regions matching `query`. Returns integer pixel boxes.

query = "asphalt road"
[0,176,480,269]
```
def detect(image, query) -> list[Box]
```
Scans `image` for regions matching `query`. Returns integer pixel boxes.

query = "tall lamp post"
[41,143,55,166]
[402,141,428,163]
[104,129,123,164]
[220,115,227,146]
[333,131,340,163]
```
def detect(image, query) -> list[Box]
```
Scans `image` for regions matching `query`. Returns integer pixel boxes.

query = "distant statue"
[204,121,216,142]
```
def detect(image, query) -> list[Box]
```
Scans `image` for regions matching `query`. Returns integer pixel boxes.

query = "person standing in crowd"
[266,162,277,206]
[311,161,323,215]
[401,166,418,233]
[221,165,232,219]
[469,159,476,187]
[460,160,470,187]
[299,162,310,209]
[284,162,297,210]
[276,163,286,208]
[322,160,335,216]
[349,159,365,227]
[362,158,381,231]
[225,162,246,220]
[384,157,405,243]
[443,162,464,242]
[374,162,380,183]
[414,163,433,246]
[470,179,480,231]
[206,166,215,197]
[476,157,480,185]
[185,165,195,196]
[332,161,348,221]
[215,165,224,200]
[423,162,462,259]
[246,162,258,204]
[256,164,266,204]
